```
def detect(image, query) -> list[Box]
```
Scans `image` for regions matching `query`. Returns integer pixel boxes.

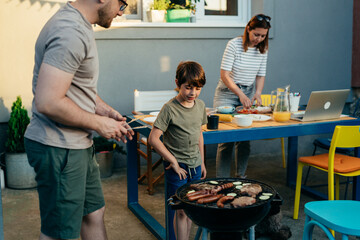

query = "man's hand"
[95,116,133,143]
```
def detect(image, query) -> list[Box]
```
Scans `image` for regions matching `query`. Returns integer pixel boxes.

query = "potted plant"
[147,0,170,22]
[5,96,36,189]
[166,0,195,22]
[93,136,126,178]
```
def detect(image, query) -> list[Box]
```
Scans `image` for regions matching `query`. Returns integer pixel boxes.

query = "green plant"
[93,136,126,155]
[167,0,197,10]
[5,96,30,153]
[150,0,170,10]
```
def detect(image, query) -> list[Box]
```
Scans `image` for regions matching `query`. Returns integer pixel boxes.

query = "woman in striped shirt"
[214,14,271,178]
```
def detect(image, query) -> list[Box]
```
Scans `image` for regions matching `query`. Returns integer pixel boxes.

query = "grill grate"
[177,178,276,209]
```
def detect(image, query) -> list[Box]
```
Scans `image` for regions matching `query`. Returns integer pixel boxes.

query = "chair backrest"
[134,89,178,112]
[330,125,360,151]
[260,94,276,106]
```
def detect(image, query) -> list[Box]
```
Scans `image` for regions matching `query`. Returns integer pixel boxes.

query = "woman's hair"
[176,61,206,88]
[242,14,271,54]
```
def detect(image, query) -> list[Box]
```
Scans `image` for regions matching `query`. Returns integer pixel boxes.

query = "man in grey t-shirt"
[24,0,131,239]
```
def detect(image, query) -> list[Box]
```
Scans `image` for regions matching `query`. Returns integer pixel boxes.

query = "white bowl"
[233,115,253,127]
[216,106,235,114]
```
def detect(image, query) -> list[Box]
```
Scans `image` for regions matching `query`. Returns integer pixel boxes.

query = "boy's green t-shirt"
[154,98,207,168]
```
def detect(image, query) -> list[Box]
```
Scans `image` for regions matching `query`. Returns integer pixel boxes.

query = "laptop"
[291,89,350,122]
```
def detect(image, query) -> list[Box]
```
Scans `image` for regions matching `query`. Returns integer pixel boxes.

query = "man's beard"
[97,4,113,28]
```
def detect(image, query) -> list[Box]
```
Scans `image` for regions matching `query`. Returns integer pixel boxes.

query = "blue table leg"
[287,136,298,187]
[127,136,166,239]
[0,185,4,240]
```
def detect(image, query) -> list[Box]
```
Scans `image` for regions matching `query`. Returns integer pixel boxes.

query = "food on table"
[231,196,256,207]
[273,111,291,122]
[237,108,259,114]
[213,114,233,122]
[236,106,272,114]
[197,194,224,204]
[240,183,262,197]
[217,195,235,208]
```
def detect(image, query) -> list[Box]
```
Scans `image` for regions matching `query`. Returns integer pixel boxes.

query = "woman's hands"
[252,92,262,106]
[238,92,253,108]
[165,162,188,180]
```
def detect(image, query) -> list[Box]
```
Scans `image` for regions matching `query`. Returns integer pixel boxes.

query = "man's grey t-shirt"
[25,2,98,149]
[154,98,207,168]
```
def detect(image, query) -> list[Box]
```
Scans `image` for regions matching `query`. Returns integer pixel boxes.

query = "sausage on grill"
[197,194,224,204]
[216,196,235,208]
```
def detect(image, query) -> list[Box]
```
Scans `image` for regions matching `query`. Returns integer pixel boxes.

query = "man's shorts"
[25,138,105,239]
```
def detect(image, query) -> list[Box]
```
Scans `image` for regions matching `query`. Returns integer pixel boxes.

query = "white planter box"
[147,10,166,23]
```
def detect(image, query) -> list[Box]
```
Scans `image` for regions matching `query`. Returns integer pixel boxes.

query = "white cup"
[290,95,301,112]
[233,115,253,127]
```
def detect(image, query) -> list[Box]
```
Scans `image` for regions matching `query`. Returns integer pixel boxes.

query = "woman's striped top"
[220,37,268,86]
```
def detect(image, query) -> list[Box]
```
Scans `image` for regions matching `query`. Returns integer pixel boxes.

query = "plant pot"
[5,152,36,189]
[96,151,114,178]
[166,9,190,23]
[147,10,166,22]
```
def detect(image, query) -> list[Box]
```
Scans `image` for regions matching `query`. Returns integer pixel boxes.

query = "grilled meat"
[231,196,256,207]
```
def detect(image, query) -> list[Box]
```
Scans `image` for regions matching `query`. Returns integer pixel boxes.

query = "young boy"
[148,61,207,240]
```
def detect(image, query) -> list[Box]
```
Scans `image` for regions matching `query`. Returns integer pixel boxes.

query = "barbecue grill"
[168,177,282,240]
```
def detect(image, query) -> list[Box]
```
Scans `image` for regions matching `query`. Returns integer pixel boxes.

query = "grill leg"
[210,232,242,240]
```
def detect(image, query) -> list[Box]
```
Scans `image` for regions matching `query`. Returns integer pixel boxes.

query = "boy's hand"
[165,162,188,180]
[201,162,207,179]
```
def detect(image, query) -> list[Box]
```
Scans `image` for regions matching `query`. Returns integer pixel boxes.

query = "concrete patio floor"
[2,153,357,240]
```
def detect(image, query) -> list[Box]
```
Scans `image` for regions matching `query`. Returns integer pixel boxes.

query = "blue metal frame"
[126,116,360,240]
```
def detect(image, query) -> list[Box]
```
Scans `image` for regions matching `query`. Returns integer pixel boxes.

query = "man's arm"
[35,63,133,142]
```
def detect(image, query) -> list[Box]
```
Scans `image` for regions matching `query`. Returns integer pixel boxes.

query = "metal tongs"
[126,116,147,125]
[126,125,149,131]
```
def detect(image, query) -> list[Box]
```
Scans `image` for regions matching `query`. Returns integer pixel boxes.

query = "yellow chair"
[293,125,360,219]
[260,94,286,168]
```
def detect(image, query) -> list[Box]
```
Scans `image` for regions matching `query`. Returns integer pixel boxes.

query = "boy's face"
[177,81,202,104]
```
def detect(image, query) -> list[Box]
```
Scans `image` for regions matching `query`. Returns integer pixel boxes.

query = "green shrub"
[93,136,126,155]
[150,0,170,10]
[5,96,30,153]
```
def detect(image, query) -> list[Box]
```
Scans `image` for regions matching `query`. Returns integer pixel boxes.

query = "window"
[113,0,141,22]
[195,0,249,24]
[112,0,250,25]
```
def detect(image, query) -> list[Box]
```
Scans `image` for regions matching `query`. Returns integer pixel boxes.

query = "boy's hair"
[176,61,206,88]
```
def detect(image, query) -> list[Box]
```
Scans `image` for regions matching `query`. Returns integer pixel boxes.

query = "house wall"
[0,0,354,158]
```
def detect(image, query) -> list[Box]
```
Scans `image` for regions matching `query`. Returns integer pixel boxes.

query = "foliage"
[5,96,30,153]
[150,0,170,10]
[167,0,197,11]
[93,136,126,155]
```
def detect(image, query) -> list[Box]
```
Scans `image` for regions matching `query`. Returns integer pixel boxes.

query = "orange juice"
[273,111,291,122]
